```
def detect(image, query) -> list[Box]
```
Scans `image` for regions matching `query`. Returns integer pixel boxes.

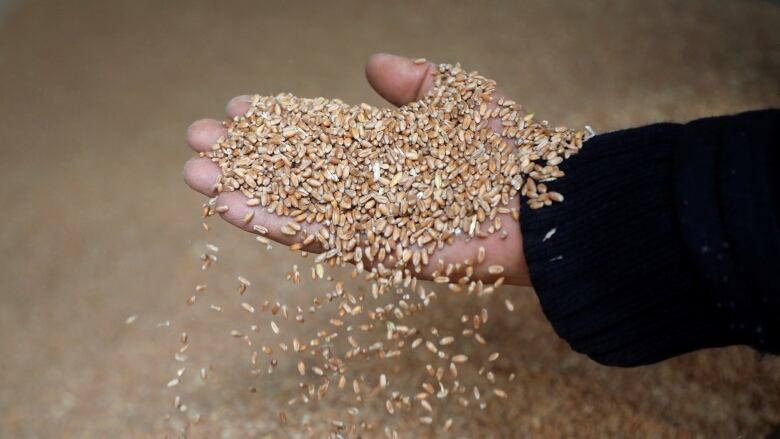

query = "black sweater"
[520,109,779,367]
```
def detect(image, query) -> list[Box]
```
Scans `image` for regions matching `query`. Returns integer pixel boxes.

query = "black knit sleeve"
[520,109,780,367]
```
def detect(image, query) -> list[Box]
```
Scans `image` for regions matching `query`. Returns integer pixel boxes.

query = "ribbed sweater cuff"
[520,124,741,367]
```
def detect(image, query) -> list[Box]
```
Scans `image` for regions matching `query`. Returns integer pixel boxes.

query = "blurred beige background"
[0,0,778,437]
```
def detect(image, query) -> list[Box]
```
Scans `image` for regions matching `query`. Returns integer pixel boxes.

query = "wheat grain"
[487,265,504,275]
[182,60,591,436]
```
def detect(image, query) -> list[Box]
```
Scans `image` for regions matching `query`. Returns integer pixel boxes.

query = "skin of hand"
[183,53,531,286]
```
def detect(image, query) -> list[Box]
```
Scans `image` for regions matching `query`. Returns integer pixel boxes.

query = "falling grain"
[493,389,508,399]
[237,275,251,286]
[452,354,468,363]
[182,60,591,432]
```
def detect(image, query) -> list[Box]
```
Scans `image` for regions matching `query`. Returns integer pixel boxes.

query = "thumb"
[365,53,436,107]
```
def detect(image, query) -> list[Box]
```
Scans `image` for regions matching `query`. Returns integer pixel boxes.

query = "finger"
[186,119,227,152]
[183,157,221,196]
[184,157,324,251]
[365,53,509,136]
[213,191,324,252]
[226,95,252,118]
[365,53,436,106]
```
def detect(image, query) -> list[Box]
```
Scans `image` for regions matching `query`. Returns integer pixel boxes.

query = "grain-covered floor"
[1,0,778,437]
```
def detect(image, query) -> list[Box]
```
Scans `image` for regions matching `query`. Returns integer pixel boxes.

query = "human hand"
[183,54,530,286]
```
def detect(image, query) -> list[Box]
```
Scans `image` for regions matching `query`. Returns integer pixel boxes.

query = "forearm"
[521,109,780,367]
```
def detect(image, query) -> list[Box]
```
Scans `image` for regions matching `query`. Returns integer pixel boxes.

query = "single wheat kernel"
[487,265,504,275]
[452,354,468,363]
[477,246,486,264]
[493,389,508,398]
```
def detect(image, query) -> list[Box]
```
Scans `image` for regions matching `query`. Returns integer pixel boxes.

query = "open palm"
[183,54,530,286]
